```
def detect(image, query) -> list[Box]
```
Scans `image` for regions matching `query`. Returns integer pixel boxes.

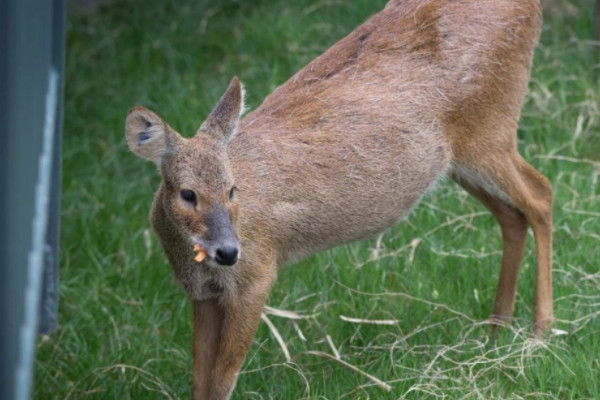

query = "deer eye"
[229,186,237,201]
[180,189,197,205]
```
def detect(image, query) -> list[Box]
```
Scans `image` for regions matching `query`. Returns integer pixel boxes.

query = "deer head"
[126,77,244,267]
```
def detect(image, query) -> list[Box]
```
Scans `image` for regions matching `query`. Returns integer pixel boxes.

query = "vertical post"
[38,0,65,336]
[0,1,65,399]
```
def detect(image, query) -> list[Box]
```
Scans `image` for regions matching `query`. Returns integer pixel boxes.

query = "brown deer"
[125,0,551,398]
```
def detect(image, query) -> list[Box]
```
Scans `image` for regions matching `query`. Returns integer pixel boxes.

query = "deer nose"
[215,246,239,266]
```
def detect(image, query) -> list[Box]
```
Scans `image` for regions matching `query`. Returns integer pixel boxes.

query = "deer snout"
[192,235,241,267]
[215,246,239,266]
[193,205,241,267]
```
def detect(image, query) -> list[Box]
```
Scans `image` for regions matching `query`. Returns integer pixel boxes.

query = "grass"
[35,0,600,398]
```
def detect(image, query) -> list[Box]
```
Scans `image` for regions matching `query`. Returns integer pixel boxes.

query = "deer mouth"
[191,236,240,267]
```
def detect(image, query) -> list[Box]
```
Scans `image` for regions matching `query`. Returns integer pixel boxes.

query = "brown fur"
[125,1,551,399]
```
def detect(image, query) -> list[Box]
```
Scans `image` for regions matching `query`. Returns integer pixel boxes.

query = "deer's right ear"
[125,107,184,166]
[197,76,245,145]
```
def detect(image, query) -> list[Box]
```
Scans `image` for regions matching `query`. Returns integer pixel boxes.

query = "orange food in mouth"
[193,244,207,263]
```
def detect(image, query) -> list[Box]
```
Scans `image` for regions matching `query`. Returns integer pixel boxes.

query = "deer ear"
[125,107,184,166]
[197,76,245,145]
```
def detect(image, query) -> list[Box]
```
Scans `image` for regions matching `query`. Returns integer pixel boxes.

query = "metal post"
[0,0,65,399]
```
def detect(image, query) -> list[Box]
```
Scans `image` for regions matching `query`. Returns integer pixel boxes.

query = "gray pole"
[0,0,65,399]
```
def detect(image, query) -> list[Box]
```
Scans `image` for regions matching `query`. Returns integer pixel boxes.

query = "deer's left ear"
[125,107,185,166]
[197,76,245,145]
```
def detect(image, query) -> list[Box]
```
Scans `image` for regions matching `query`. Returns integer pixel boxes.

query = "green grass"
[35,0,600,398]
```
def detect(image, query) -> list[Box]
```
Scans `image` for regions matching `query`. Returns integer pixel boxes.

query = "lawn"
[35,0,600,398]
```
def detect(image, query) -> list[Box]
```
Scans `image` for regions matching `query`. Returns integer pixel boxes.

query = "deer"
[125,0,551,398]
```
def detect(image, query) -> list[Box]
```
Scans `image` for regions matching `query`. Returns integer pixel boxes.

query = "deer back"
[228,0,541,264]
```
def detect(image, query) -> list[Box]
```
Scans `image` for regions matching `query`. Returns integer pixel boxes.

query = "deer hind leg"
[452,151,553,336]
[452,176,529,331]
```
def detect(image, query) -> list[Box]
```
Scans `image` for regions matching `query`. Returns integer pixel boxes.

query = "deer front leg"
[192,271,275,400]
[193,298,223,399]
[212,284,272,399]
